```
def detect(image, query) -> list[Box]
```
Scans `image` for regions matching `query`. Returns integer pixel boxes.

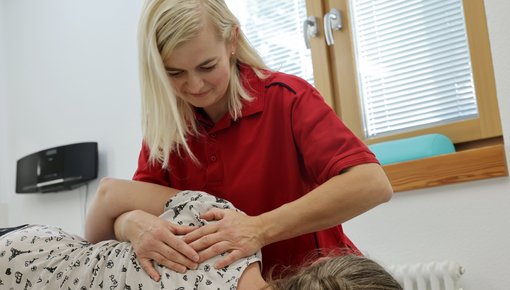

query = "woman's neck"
[203,96,229,123]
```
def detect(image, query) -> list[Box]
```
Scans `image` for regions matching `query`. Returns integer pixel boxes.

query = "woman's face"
[164,23,234,122]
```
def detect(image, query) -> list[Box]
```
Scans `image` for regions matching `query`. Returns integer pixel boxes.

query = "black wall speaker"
[16,142,98,193]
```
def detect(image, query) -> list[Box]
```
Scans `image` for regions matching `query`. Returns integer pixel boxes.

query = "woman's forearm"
[84,178,181,243]
[258,163,393,246]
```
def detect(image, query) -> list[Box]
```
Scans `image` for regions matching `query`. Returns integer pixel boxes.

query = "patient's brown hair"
[266,254,403,290]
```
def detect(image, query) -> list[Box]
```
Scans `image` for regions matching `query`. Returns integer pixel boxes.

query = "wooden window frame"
[307,0,507,192]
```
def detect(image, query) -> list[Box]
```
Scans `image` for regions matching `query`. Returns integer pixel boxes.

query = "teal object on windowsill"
[368,134,455,165]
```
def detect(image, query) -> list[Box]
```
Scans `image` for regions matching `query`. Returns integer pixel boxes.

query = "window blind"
[226,0,314,85]
[350,0,478,138]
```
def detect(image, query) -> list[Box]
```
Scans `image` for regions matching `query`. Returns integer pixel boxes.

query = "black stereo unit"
[16,142,98,193]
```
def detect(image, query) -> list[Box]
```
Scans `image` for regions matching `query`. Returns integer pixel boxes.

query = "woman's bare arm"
[84,178,180,243]
[185,163,393,268]
[84,177,200,280]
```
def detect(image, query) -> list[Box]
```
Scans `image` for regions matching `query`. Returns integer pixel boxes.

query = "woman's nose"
[186,74,204,93]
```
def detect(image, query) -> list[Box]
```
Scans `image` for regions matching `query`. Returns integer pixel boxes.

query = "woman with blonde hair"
[105,0,393,281]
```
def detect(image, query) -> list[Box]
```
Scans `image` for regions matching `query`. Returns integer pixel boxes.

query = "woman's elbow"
[354,163,393,205]
[378,178,394,204]
[89,177,118,218]
[96,177,117,203]
[371,166,394,204]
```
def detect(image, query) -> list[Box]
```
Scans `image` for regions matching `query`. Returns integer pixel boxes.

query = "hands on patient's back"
[126,210,199,281]
[128,208,265,281]
[183,208,265,269]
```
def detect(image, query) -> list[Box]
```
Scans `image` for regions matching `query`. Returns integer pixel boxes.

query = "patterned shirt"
[0,191,261,289]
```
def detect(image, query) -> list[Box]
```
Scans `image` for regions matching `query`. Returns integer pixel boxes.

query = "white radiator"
[387,260,465,290]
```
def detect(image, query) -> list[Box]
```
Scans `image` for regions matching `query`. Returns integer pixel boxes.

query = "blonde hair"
[268,255,403,290]
[138,0,268,167]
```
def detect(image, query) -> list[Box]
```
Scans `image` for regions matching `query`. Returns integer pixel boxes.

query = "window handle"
[303,16,319,49]
[324,8,342,46]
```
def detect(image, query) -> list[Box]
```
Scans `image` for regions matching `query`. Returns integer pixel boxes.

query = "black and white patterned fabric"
[0,191,261,289]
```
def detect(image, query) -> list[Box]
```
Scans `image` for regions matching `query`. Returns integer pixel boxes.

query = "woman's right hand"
[115,209,200,281]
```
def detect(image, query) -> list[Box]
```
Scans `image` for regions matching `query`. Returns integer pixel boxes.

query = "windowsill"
[382,138,508,192]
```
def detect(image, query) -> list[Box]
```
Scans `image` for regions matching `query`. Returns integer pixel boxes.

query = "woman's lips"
[190,90,210,98]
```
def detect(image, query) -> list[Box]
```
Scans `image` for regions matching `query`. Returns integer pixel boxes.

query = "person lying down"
[0,190,263,289]
[0,179,402,290]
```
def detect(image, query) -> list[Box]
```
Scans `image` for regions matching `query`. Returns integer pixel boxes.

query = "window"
[335,0,502,145]
[316,0,507,191]
[226,0,314,85]
[350,0,478,139]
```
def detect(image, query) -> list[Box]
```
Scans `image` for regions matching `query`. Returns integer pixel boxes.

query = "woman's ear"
[230,26,239,54]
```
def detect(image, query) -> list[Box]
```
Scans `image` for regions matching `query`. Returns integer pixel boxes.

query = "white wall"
[0,0,143,232]
[1,1,509,289]
[0,1,8,226]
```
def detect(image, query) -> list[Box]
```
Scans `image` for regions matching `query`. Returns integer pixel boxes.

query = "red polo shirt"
[133,64,379,274]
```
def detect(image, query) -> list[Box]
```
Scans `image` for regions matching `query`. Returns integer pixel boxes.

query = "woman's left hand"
[182,208,265,269]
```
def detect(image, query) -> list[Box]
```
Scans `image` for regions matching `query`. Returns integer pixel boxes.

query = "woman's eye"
[167,71,182,77]
[201,65,216,71]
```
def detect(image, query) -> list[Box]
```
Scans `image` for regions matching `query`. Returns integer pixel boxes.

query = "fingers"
[139,251,194,283]
[136,239,198,280]
[139,257,160,282]
[167,237,200,264]
[183,208,232,244]
[166,224,200,262]
[214,250,244,269]
[158,239,199,269]
[183,222,219,244]
[187,232,243,267]
[197,243,247,269]
[199,208,225,221]
[133,221,200,279]
[196,240,230,263]
[152,250,194,273]
[181,209,262,270]
[171,224,198,235]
